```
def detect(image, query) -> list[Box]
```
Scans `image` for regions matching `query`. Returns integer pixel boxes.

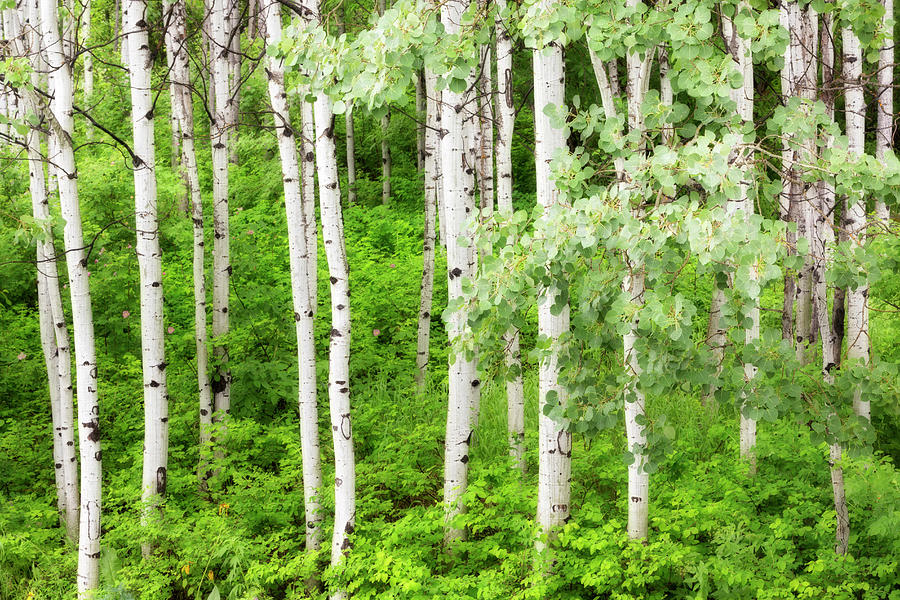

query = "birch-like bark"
[259,0,323,552]
[533,25,571,549]
[81,0,93,107]
[125,1,169,556]
[416,69,425,170]
[875,0,893,223]
[720,1,759,472]
[210,0,232,426]
[227,0,240,165]
[337,11,356,205]
[441,0,479,546]
[496,0,524,472]
[623,0,653,540]
[842,27,870,421]
[476,40,494,223]
[303,0,355,589]
[163,0,213,456]
[40,0,101,591]
[9,0,80,541]
[164,10,181,172]
[414,63,439,393]
[378,0,391,205]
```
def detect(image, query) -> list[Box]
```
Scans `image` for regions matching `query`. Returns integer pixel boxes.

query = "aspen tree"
[378,0,391,205]
[210,0,233,428]
[440,0,480,545]
[415,69,425,170]
[875,0,893,223]
[125,0,170,554]
[8,0,80,538]
[495,0,525,472]
[259,0,324,552]
[301,0,356,590]
[163,0,213,455]
[337,10,356,205]
[719,1,759,471]
[39,0,102,590]
[414,60,438,393]
[532,0,571,547]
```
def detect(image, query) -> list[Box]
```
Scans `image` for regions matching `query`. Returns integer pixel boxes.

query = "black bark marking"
[460,454,469,464]
[151,281,160,287]
[94,450,102,462]
[157,362,167,371]
[200,409,209,416]
[336,477,343,487]
[295,312,302,322]
[331,328,342,337]
[471,379,480,387]
[631,496,642,502]
[84,421,100,442]
[330,276,338,284]
[156,466,167,495]
[449,267,462,279]
[340,414,352,440]
[149,380,160,388]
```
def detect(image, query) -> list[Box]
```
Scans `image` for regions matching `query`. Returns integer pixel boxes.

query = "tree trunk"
[875,0,893,222]
[337,10,356,206]
[842,27,870,421]
[304,0,355,591]
[378,0,391,205]
[227,0,240,164]
[81,0,93,136]
[210,0,232,430]
[440,0,479,546]
[414,65,438,394]
[720,1,759,472]
[476,40,494,225]
[125,0,170,556]
[496,0,525,472]
[40,0,102,591]
[163,0,213,473]
[259,0,324,553]
[11,0,81,537]
[415,69,425,170]
[533,23,572,550]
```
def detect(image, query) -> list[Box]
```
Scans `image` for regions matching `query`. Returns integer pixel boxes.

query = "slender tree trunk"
[440,0,479,546]
[720,1,759,472]
[227,0,240,165]
[81,0,93,135]
[414,64,438,394]
[476,40,494,223]
[842,27,870,421]
[164,10,182,173]
[623,0,653,540]
[875,0,893,222]
[13,3,81,536]
[125,0,169,556]
[259,0,324,553]
[416,69,425,170]
[378,0,391,205]
[210,0,232,430]
[303,1,355,591]
[337,10,356,206]
[40,0,101,591]
[533,21,571,550]
[496,0,524,472]
[163,0,213,470]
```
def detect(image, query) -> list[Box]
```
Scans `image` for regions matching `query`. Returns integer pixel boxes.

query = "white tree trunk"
[227,0,240,165]
[414,64,438,394]
[495,1,524,471]
[476,42,494,223]
[163,0,213,461]
[81,0,93,107]
[304,1,355,590]
[875,0,893,222]
[40,0,102,591]
[842,27,869,421]
[533,28,572,548]
[126,0,170,555]
[345,105,356,205]
[210,0,232,425]
[441,0,479,546]
[416,69,425,170]
[623,0,653,540]
[259,0,324,553]
[10,0,81,542]
[721,0,759,472]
